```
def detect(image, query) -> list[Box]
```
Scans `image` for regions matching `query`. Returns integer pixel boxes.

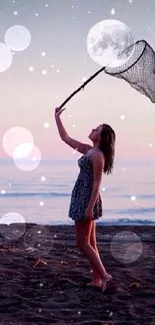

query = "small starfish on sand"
[60,260,69,265]
[32,258,48,268]
[0,244,10,251]
[129,282,141,289]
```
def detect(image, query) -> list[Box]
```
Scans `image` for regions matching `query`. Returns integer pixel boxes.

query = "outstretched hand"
[54,107,66,119]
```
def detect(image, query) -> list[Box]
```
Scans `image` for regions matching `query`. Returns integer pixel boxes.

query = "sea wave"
[99,218,155,225]
[110,207,155,215]
[0,192,70,198]
[121,194,155,200]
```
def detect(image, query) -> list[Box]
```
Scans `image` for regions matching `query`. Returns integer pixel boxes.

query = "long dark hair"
[99,124,116,175]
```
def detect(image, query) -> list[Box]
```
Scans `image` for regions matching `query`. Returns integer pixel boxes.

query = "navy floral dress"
[68,150,103,222]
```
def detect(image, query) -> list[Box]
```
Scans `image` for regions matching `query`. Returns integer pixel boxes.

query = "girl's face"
[88,125,103,142]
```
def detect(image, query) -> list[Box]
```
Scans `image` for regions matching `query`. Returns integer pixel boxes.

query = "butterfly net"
[105,40,155,103]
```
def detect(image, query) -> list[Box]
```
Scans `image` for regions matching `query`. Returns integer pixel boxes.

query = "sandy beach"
[0,223,155,325]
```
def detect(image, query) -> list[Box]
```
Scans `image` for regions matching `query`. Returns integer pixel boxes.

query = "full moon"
[87,20,135,68]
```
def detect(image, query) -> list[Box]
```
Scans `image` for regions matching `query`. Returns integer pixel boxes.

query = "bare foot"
[101,274,112,293]
[86,279,102,288]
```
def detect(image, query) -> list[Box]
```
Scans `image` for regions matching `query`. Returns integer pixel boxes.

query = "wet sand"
[0,223,155,325]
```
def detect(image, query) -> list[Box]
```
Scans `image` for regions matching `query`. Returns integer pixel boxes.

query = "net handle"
[58,40,145,110]
[58,66,106,110]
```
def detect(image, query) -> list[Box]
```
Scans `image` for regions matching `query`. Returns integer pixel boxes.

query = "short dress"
[68,150,103,222]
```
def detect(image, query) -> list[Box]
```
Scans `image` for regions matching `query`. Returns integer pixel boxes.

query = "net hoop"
[105,40,147,76]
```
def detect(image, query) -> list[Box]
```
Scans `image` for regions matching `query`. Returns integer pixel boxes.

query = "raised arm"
[54,107,92,154]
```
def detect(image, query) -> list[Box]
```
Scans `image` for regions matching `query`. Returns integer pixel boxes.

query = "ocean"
[0,157,155,226]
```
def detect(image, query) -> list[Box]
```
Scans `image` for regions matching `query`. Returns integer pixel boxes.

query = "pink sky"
[0,75,154,161]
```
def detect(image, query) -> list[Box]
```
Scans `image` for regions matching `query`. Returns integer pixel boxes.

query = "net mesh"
[105,40,155,103]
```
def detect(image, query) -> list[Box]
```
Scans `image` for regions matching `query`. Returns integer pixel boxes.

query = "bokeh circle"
[0,43,13,72]
[5,25,31,51]
[2,127,34,157]
[0,212,26,241]
[13,144,41,171]
[110,231,143,264]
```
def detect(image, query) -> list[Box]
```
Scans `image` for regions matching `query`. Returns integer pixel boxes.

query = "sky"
[0,0,155,162]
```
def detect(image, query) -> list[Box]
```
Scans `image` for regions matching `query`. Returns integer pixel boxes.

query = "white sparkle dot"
[54,234,57,238]
[13,0,15,3]
[35,13,39,16]
[129,0,134,3]
[44,122,50,128]
[51,64,54,68]
[78,311,81,315]
[9,183,12,186]
[57,69,60,73]
[38,308,42,313]
[41,176,46,181]
[41,52,46,57]
[131,196,136,201]
[73,124,75,128]
[102,187,106,192]
[111,8,115,15]
[39,283,44,287]
[13,11,18,15]
[82,77,87,82]
[120,115,125,120]
[29,66,34,72]
[45,4,48,7]
[40,201,44,206]
[42,69,47,75]
[1,190,6,194]
[69,114,72,118]
[72,17,75,20]
[149,143,153,147]
[56,95,59,99]
[72,5,74,8]
[88,11,91,14]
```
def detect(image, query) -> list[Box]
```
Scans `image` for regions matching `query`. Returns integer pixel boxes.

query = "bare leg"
[75,220,111,290]
[87,246,103,285]
[87,222,103,286]
[82,243,107,280]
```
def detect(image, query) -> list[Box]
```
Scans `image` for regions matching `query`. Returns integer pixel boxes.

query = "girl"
[54,107,116,292]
